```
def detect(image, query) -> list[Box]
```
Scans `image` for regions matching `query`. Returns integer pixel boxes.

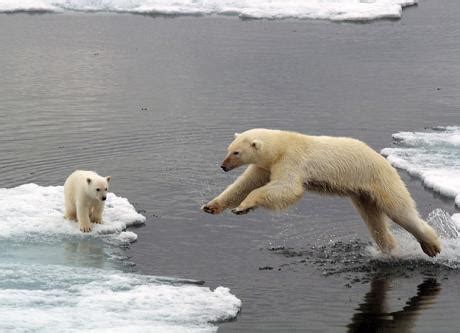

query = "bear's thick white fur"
[202,129,441,257]
[64,170,111,233]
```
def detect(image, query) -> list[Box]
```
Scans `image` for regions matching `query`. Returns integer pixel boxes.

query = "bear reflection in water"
[348,278,441,333]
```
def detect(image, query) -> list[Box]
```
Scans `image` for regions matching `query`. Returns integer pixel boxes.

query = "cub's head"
[86,175,111,202]
[220,129,270,172]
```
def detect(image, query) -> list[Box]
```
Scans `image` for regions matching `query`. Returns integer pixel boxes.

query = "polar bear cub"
[64,170,111,233]
[202,128,441,258]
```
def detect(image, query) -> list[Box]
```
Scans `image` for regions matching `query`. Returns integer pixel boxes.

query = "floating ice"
[0,0,417,21]
[0,184,241,332]
[381,126,460,208]
[0,183,145,242]
[0,263,241,333]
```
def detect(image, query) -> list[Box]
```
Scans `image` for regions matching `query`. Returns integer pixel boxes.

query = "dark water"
[1,1,460,331]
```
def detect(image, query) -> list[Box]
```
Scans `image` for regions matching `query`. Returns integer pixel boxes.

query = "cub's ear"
[234,132,240,138]
[106,176,112,183]
[86,178,92,184]
[251,139,262,150]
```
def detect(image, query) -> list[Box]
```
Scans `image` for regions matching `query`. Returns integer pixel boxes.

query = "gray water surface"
[1,2,460,331]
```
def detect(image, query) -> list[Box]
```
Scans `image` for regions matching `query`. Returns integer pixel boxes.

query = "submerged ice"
[0,184,241,332]
[0,263,241,333]
[0,0,417,21]
[382,126,460,208]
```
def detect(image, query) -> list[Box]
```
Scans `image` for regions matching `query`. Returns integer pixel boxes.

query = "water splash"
[269,209,460,283]
[428,208,459,239]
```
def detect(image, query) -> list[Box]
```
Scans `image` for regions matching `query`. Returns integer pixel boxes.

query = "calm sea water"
[0,1,459,331]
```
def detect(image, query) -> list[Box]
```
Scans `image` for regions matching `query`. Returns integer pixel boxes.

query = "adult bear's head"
[221,128,282,172]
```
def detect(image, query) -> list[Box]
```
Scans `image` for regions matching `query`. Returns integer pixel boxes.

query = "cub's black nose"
[221,165,228,172]
[102,196,107,201]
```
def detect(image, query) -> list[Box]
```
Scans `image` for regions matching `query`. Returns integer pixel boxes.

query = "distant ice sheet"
[0,0,417,21]
[381,126,460,208]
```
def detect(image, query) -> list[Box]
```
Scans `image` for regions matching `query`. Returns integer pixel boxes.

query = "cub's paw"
[201,201,224,215]
[231,206,254,215]
[64,213,77,221]
[92,218,103,224]
[80,223,92,233]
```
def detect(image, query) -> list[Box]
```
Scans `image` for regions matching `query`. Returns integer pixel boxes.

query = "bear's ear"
[106,176,111,183]
[86,178,92,185]
[251,139,262,150]
[234,132,240,138]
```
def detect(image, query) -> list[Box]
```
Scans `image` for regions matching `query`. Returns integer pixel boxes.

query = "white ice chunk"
[0,0,417,21]
[0,263,241,333]
[0,183,145,241]
[381,127,460,208]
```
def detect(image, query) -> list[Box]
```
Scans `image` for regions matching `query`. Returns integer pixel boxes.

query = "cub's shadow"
[348,277,441,333]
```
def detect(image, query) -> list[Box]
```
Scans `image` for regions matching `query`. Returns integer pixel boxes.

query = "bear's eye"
[105,188,108,191]
[233,151,240,156]
[96,188,100,192]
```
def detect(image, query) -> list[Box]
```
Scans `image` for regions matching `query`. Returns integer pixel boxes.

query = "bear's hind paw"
[420,241,441,257]
[64,214,77,221]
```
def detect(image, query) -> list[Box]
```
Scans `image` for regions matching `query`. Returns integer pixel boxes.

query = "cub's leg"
[76,203,92,233]
[64,199,77,221]
[90,202,104,224]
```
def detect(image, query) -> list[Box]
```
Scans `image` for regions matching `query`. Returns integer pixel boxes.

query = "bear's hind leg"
[384,205,441,257]
[64,201,77,221]
[351,195,396,255]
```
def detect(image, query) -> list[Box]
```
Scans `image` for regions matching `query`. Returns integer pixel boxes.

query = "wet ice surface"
[0,184,241,332]
[382,127,460,208]
[0,183,145,242]
[268,209,460,285]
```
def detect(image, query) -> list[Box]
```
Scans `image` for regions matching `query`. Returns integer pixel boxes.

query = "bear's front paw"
[231,206,254,215]
[201,201,224,215]
[80,223,92,233]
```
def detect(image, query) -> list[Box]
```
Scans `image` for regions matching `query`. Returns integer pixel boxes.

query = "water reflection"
[63,239,107,268]
[348,277,441,333]
[0,238,115,270]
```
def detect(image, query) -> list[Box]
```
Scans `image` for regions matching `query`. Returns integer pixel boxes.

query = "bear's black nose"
[221,165,228,172]
[102,196,107,201]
